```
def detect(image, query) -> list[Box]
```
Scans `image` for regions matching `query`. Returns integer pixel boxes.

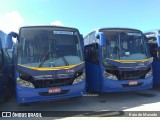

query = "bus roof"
[99,27,141,32]
[20,25,80,32]
[85,27,142,38]
[144,29,160,35]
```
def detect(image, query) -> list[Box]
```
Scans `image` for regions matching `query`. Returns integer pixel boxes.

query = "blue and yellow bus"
[84,28,153,92]
[0,31,14,101]
[145,30,160,85]
[6,26,86,104]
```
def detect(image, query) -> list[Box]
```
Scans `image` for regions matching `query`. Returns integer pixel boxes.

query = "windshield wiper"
[38,50,51,67]
[38,48,69,67]
[56,48,69,66]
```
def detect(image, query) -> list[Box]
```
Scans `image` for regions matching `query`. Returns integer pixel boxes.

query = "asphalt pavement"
[0,87,160,120]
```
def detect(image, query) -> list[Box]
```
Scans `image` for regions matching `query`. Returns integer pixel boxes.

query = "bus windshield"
[101,29,149,61]
[17,27,83,68]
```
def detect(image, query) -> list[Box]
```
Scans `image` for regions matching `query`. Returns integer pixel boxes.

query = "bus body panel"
[85,28,153,93]
[0,31,14,100]
[0,76,6,98]
[152,60,160,85]
[16,80,85,103]
[101,76,152,92]
[145,30,160,86]
[86,61,100,92]
[0,57,15,99]
[6,26,86,104]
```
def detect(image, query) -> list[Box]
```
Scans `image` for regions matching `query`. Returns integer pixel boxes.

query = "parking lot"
[0,87,160,120]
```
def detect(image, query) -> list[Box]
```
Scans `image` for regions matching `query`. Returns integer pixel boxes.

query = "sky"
[0,0,159,35]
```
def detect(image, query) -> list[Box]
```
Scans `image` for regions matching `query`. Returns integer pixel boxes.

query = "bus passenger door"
[85,43,101,92]
[148,42,160,85]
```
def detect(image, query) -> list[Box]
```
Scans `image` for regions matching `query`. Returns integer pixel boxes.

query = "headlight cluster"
[145,69,152,78]
[103,71,118,80]
[17,78,35,88]
[73,73,85,84]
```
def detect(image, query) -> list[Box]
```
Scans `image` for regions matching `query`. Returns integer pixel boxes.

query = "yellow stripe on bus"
[108,58,153,63]
[17,62,84,71]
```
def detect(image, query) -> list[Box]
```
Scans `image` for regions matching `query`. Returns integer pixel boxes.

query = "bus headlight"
[145,69,152,78]
[103,71,118,80]
[17,78,35,88]
[73,73,85,84]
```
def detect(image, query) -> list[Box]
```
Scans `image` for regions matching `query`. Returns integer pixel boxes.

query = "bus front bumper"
[16,80,86,104]
[101,76,153,92]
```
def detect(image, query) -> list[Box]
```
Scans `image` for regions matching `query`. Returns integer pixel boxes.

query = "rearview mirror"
[80,34,83,39]
[5,32,18,49]
[96,32,106,46]
[95,32,104,39]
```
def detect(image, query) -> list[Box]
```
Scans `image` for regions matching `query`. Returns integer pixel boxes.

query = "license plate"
[129,81,138,86]
[48,88,61,94]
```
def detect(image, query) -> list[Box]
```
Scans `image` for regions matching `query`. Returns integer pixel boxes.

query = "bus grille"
[32,78,74,88]
[119,70,146,80]
[106,68,150,80]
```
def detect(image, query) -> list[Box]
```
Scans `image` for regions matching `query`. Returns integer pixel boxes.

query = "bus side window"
[147,43,158,59]
[84,46,89,61]
[147,37,158,60]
